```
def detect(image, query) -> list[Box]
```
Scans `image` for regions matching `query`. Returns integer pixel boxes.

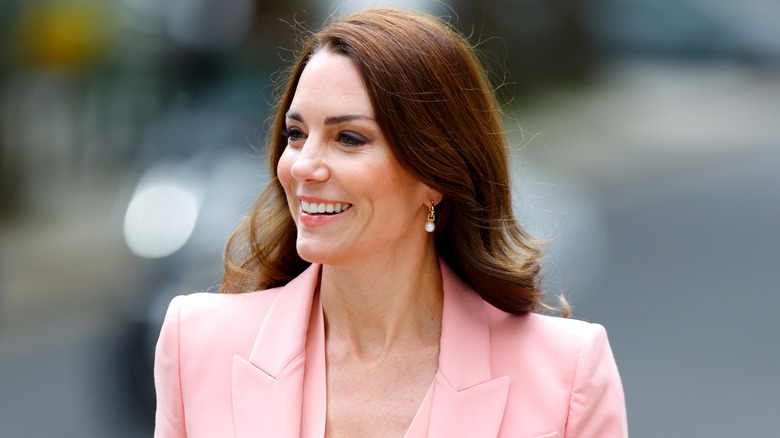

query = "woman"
[154,8,627,438]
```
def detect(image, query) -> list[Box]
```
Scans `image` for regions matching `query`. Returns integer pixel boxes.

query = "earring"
[425,201,436,233]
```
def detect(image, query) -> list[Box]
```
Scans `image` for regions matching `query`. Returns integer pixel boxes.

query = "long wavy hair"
[222,8,547,315]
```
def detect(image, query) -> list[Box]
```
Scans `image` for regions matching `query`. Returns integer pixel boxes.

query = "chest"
[324,348,438,438]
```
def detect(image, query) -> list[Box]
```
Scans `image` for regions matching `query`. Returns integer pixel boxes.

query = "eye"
[337,132,368,147]
[282,127,306,144]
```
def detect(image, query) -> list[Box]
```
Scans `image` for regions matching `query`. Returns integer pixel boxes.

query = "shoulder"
[484,310,627,436]
[168,288,282,322]
[487,305,607,347]
[485,305,614,375]
[484,305,626,436]
[160,288,283,353]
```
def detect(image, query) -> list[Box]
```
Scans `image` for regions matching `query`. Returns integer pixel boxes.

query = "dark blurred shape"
[450,0,596,97]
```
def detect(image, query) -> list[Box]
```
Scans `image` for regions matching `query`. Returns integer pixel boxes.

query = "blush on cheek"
[277,148,295,185]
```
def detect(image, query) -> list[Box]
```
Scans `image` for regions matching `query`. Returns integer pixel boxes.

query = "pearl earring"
[425,201,436,233]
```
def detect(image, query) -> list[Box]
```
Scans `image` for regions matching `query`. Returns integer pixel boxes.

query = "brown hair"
[222,8,546,315]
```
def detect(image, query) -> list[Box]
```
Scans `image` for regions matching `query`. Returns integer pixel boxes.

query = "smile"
[301,200,352,215]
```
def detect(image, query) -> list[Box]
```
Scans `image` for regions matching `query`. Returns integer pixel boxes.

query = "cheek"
[276,150,300,219]
[382,162,427,201]
[366,165,427,215]
[277,149,294,191]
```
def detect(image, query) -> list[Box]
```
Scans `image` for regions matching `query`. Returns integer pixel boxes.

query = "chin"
[295,241,340,266]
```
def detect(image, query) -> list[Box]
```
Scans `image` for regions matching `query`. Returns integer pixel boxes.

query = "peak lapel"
[231,264,320,437]
[426,260,510,437]
[427,373,510,437]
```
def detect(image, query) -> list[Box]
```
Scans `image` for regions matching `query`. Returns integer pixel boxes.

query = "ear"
[422,187,443,207]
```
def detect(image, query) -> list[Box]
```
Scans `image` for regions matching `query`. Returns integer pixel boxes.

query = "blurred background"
[1,0,778,436]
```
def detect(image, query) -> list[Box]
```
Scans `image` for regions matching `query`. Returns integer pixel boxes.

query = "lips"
[300,200,352,215]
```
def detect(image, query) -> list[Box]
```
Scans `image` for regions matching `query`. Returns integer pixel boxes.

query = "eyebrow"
[286,111,375,125]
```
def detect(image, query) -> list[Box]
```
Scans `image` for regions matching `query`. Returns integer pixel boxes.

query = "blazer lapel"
[230,260,509,437]
[425,260,510,438]
[231,263,320,437]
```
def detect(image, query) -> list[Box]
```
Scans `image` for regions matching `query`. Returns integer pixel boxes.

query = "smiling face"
[277,51,437,267]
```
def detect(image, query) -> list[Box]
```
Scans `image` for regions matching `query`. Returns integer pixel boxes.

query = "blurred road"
[0,176,151,437]
[1,59,778,437]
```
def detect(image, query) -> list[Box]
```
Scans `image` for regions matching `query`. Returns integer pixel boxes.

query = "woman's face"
[277,51,434,266]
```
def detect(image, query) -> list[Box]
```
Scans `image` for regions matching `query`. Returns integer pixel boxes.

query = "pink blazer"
[154,261,627,437]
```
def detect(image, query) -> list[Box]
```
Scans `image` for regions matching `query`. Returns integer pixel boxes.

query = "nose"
[289,135,330,183]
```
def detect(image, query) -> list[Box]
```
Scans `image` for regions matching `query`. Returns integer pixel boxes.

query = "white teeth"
[300,200,352,215]
[301,201,318,214]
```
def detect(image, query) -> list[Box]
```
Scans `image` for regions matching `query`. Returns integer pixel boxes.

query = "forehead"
[290,51,374,117]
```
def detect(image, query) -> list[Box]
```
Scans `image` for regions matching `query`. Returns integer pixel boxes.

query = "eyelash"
[337,132,367,147]
[282,127,368,148]
[281,127,306,141]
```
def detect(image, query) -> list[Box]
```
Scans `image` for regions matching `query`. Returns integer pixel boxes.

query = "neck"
[320,245,443,361]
